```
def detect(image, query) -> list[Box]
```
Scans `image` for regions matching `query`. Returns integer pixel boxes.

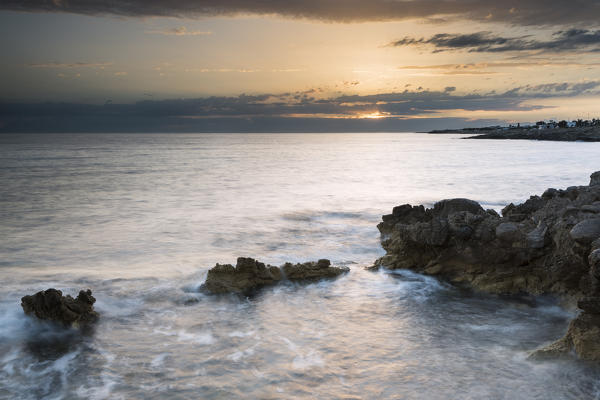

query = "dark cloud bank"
[392,29,600,52]
[2,82,598,133]
[3,0,600,26]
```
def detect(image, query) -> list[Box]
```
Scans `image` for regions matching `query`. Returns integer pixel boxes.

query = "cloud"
[398,60,600,74]
[27,62,113,68]
[390,29,600,53]
[2,81,599,133]
[3,0,600,26]
[145,26,212,36]
[184,68,260,73]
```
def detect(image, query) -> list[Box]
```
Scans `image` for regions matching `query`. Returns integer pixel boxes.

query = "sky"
[1,0,600,132]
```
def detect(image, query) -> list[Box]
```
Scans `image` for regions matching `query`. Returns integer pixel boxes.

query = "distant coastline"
[429,122,600,142]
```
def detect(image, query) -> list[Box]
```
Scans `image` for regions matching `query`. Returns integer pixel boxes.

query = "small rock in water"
[21,288,99,328]
[201,257,349,294]
[202,257,283,294]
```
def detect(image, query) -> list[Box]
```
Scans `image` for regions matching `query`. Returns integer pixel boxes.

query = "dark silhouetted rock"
[21,289,99,327]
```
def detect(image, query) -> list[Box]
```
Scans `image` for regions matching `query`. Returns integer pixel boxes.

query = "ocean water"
[0,132,599,399]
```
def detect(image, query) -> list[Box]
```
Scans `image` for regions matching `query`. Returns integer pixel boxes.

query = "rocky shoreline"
[373,171,600,360]
[19,172,600,361]
[429,127,600,142]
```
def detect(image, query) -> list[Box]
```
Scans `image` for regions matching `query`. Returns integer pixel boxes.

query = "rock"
[577,297,600,314]
[433,198,484,217]
[526,223,548,249]
[591,171,600,186]
[589,249,600,280]
[495,222,521,243]
[502,196,545,221]
[201,257,349,294]
[202,257,282,294]
[282,259,349,280]
[570,218,600,244]
[21,289,98,327]
[374,170,600,361]
[529,337,572,360]
[581,202,600,213]
[400,218,449,246]
[532,313,600,361]
[542,188,558,200]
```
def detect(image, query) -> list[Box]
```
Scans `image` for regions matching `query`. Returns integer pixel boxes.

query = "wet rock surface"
[374,171,600,360]
[21,289,99,327]
[282,259,348,280]
[202,257,349,294]
[201,257,283,294]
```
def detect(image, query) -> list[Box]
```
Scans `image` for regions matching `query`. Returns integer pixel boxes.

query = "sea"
[1,132,600,399]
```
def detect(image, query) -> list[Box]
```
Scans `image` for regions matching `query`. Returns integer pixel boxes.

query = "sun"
[358,112,389,119]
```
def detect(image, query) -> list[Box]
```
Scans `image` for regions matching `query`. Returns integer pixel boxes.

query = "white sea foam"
[228,330,255,338]
[152,326,214,344]
[76,380,120,400]
[292,350,325,370]
[228,346,255,362]
[94,297,144,318]
[0,306,28,340]
[176,330,215,345]
[281,338,325,370]
[151,353,169,367]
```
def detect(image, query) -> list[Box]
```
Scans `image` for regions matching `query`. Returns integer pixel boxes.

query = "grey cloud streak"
[391,29,600,53]
[27,62,113,68]
[2,81,599,133]
[2,0,600,26]
[398,61,600,74]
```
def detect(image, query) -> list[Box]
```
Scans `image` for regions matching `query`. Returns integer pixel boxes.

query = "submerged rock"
[374,171,600,360]
[201,257,349,294]
[21,289,99,328]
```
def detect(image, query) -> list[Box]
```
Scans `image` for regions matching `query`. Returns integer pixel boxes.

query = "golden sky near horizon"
[1,1,600,127]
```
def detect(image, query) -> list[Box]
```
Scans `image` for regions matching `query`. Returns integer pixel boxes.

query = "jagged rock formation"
[202,257,284,294]
[373,172,600,360]
[21,289,99,327]
[202,257,349,294]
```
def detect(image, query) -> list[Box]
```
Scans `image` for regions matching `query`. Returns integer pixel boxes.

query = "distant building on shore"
[465,118,599,133]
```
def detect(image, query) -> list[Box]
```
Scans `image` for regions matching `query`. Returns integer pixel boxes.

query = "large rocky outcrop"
[373,172,600,360]
[21,289,99,328]
[202,257,349,294]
